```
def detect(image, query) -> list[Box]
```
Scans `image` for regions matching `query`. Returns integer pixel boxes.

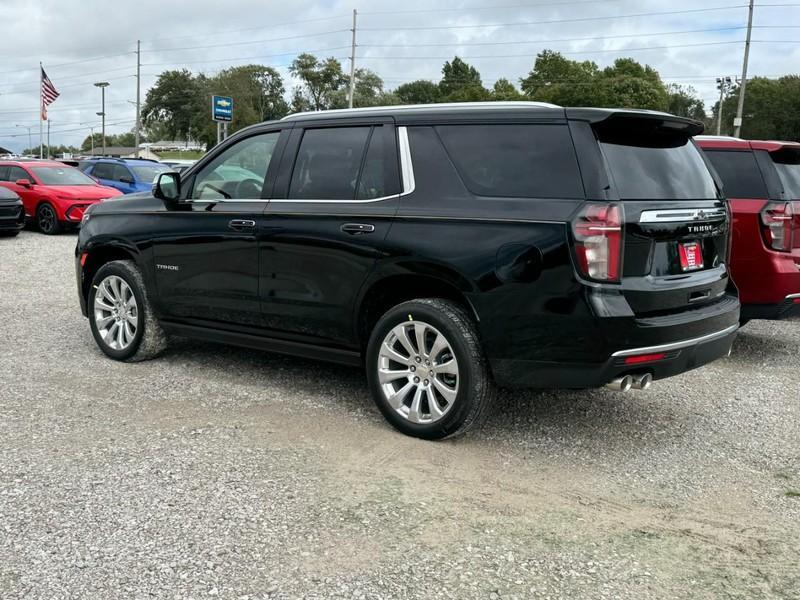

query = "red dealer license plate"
[678,241,704,271]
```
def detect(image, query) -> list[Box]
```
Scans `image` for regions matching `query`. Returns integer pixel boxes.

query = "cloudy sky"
[0,0,798,151]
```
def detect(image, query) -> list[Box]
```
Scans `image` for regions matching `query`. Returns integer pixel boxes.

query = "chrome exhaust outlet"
[631,373,653,391]
[605,375,633,392]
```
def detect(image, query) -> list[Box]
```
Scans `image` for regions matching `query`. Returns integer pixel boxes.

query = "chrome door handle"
[229,219,256,230]
[341,223,375,235]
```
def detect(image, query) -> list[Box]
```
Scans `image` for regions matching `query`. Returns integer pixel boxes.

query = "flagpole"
[39,62,43,158]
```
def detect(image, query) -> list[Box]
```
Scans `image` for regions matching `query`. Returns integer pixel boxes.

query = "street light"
[94,81,110,156]
[715,76,732,136]
[15,124,32,154]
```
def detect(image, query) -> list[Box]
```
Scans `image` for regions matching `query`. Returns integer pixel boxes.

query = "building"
[83,147,162,160]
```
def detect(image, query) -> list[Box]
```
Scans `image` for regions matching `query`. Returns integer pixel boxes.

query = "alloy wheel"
[377,320,460,424]
[38,205,56,233]
[93,275,138,350]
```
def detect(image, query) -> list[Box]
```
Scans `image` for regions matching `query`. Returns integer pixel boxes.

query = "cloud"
[0,0,797,150]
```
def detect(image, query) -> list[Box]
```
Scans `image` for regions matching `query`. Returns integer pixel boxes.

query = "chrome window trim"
[610,324,738,358]
[639,207,726,223]
[786,293,800,299]
[185,125,416,205]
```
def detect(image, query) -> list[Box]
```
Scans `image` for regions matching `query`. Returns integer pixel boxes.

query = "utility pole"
[715,77,732,136]
[94,81,110,156]
[135,40,141,158]
[734,0,754,138]
[39,61,43,158]
[348,9,357,109]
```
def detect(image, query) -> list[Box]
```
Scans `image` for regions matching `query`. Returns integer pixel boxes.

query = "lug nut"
[415,356,421,363]
[410,365,416,372]
[413,376,420,383]
[423,379,429,386]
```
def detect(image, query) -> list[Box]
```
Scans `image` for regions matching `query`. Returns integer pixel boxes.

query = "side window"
[289,127,371,200]
[9,167,29,182]
[703,150,767,199]
[112,164,132,182]
[92,163,114,180]
[357,126,400,200]
[435,124,584,199]
[192,132,280,200]
[0,166,8,181]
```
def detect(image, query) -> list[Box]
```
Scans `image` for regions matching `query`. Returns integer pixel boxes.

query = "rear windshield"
[771,149,800,199]
[30,166,95,186]
[702,149,767,199]
[597,124,717,200]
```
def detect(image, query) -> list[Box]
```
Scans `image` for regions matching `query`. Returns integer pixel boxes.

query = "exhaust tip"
[632,372,653,391]
[606,375,634,392]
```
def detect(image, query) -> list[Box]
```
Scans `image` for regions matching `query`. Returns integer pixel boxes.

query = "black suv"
[76,102,739,439]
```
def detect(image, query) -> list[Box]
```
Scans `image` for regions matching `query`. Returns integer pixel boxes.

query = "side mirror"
[153,172,180,202]
[15,178,32,188]
[120,176,135,185]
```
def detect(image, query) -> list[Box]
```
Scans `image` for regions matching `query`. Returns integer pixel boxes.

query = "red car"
[0,160,122,234]
[697,137,800,322]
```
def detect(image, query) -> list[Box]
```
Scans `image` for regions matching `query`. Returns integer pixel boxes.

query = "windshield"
[597,125,718,200]
[772,149,800,199]
[31,166,96,186]
[130,164,170,183]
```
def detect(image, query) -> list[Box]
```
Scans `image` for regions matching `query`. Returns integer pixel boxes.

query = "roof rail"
[281,101,561,121]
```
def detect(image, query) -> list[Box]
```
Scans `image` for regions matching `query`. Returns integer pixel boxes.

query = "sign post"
[211,95,233,145]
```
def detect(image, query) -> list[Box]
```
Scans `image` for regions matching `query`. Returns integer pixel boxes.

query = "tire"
[366,299,495,440]
[36,202,62,235]
[88,260,167,362]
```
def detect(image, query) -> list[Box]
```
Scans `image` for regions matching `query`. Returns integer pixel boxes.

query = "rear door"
[583,115,732,315]
[89,162,122,192]
[260,119,400,346]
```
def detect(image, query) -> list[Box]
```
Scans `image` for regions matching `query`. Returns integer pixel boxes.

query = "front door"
[151,129,285,329]
[261,122,400,346]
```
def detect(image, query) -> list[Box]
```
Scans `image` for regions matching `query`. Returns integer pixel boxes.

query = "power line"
[359,0,629,15]
[142,47,349,67]
[358,5,750,31]
[144,29,350,53]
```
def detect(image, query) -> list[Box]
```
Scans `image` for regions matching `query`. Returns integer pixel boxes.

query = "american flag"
[41,67,59,120]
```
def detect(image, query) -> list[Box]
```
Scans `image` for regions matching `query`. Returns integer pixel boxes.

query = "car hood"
[50,185,123,200]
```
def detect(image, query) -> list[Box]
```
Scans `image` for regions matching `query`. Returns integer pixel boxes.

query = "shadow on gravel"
[159,336,686,450]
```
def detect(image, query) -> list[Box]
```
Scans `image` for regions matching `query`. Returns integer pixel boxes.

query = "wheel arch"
[80,241,143,306]
[355,265,480,349]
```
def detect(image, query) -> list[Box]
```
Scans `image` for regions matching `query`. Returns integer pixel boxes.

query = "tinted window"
[771,149,800,199]
[435,124,584,199]
[357,126,400,199]
[0,166,8,181]
[130,163,170,182]
[290,127,371,200]
[30,166,95,186]
[598,128,717,200]
[192,132,280,200]
[703,150,767,199]
[8,166,29,182]
[92,163,115,180]
[112,165,133,182]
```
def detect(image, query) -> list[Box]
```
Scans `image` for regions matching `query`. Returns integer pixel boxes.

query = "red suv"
[697,137,800,322]
[0,160,122,234]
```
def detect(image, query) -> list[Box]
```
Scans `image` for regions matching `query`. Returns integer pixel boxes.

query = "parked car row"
[72,102,799,440]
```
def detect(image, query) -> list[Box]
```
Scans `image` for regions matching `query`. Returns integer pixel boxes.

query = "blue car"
[81,158,171,195]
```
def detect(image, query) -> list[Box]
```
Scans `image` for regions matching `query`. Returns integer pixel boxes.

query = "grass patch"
[157,150,205,160]
[785,490,800,498]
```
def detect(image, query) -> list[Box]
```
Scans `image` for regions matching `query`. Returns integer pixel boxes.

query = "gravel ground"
[1,230,799,599]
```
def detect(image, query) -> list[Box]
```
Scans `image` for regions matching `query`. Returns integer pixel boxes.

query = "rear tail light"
[572,203,623,282]
[760,201,796,251]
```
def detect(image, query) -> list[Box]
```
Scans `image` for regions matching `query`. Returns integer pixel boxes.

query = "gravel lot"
[1,230,799,599]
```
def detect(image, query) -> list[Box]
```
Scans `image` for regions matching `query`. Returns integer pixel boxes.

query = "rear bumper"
[741,294,800,321]
[492,324,738,388]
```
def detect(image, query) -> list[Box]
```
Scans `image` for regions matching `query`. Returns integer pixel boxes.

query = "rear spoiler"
[565,108,704,137]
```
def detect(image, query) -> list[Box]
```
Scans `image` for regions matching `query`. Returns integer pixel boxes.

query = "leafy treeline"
[140,50,798,148]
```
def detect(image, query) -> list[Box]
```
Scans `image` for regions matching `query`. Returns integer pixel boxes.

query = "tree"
[395,80,441,105]
[520,50,598,106]
[594,58,669,111]
[439,57,487,101]
[289,53,346,111]
[715,76,800,140]
[141,69,206,141]
[667,84,706,120]
[330,68,396,108]
[492,78,524,101]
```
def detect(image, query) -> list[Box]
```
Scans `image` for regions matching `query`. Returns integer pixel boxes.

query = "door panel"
[151,129,285,329]
[260,122,400,346]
